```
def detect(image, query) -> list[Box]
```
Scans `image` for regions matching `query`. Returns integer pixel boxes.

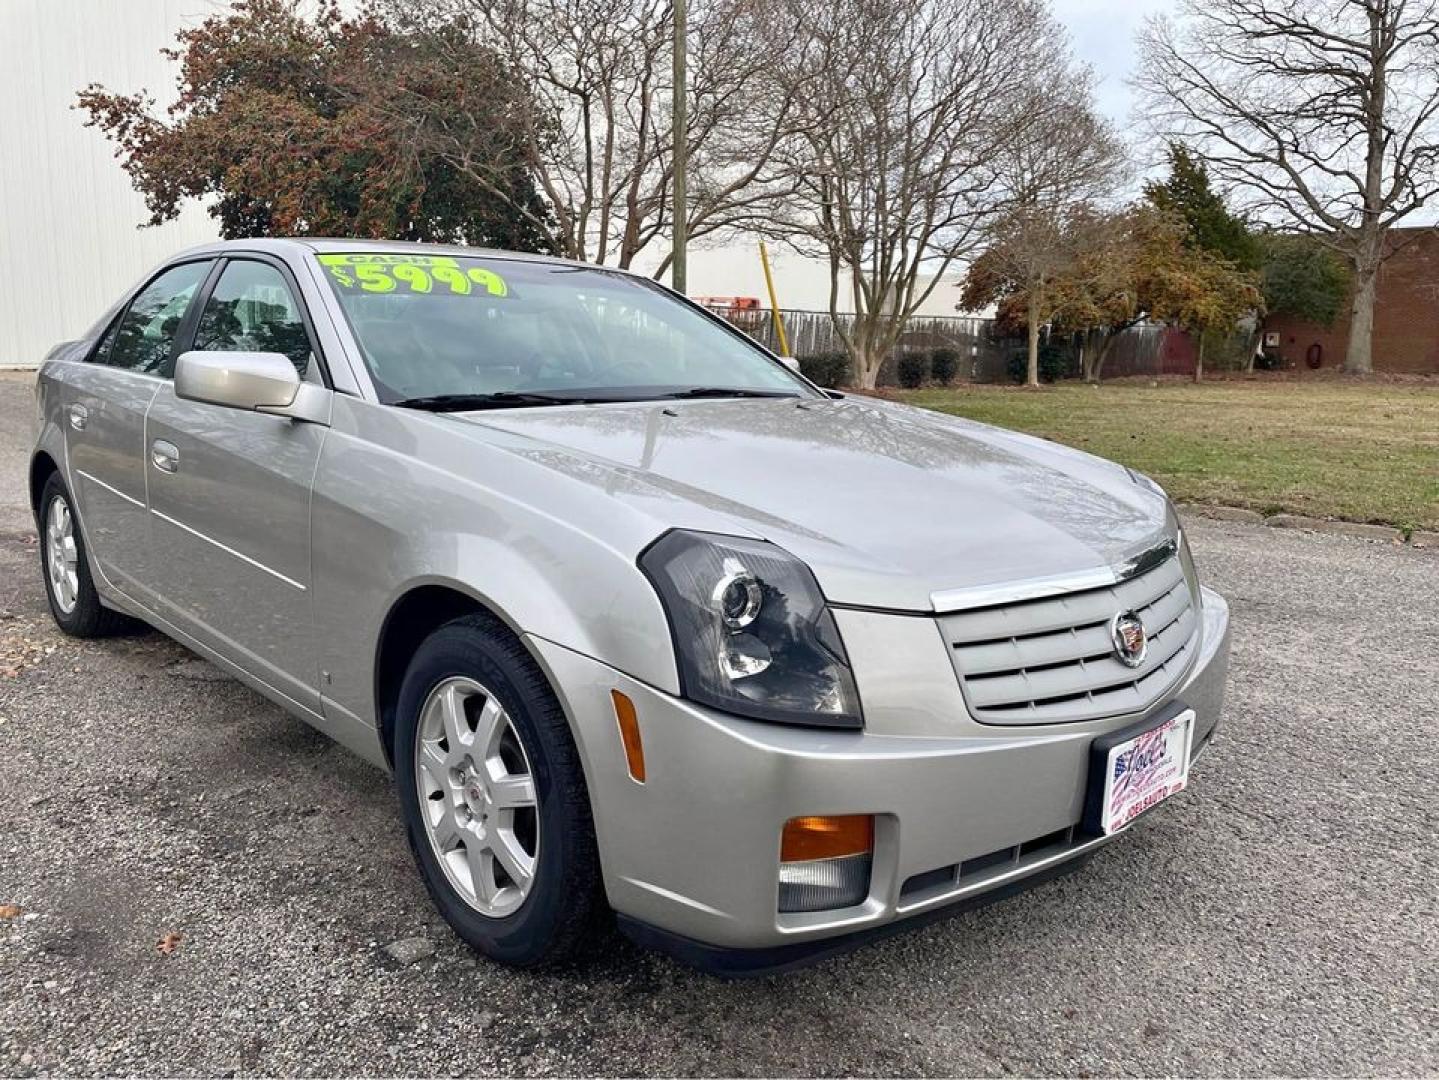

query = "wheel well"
[374,585,495,767]
[29,452,59,522]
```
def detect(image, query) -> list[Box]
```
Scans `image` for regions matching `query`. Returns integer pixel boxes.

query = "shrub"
[1006,343,1069,384]
[797,351,851,389]
[930,347,961,385]
[897,352,928,388]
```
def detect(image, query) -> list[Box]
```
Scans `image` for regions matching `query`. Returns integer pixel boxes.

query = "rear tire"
[394,613,605,967]
[38,473,134,638]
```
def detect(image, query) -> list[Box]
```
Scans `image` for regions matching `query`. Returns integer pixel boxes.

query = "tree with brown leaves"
[76,0,552,249]
[1042,206,1262,383]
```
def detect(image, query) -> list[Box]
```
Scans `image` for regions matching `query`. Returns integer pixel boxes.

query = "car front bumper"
[527,586,1231,971]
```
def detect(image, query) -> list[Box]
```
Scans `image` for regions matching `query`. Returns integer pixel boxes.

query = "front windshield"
[316,252,812,404]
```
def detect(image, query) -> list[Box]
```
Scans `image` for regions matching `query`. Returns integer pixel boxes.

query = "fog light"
[778,853,873,912]
[778,815,873,913]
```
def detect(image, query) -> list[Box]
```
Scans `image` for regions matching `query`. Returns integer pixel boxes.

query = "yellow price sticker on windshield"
[318,254,508,298]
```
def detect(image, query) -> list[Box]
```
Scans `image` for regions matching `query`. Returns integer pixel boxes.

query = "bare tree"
[1136,0,1439,374]
[753,0,1069,389]
[381,0,799,275]
[963,84,1129,386]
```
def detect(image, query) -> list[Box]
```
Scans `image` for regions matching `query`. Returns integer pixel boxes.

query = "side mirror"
[175,350,300,411]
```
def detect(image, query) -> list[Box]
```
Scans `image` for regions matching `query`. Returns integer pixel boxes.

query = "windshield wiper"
[390,386,803,411]
[656,387,801,400]
[389,391,603,412]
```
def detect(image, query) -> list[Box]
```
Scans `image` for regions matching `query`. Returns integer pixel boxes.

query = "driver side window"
[191,260,313,378]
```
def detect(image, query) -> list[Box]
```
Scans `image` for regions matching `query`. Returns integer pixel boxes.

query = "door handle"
[68,404,88,431]
[150,439,179,474]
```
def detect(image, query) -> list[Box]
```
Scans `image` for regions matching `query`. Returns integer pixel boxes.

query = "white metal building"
[0,0,228,367]
[0,0,964,368]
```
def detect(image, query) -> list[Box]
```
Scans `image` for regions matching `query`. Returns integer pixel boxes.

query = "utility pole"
[671,0,687,294]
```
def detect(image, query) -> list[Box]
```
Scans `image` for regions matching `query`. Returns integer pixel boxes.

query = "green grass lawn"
[896,379,1439,532]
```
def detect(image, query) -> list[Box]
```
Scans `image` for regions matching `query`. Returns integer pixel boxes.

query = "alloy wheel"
[414,676,540,918]
[45,495,79,615]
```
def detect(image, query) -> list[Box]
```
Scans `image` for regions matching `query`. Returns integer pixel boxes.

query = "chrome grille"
[939,550,1198,725]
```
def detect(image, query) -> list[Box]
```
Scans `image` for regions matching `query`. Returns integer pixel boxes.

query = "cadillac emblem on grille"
[1109,610,1148,668]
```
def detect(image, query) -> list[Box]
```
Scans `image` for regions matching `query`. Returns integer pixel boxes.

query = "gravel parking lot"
[0,370,1435,1076]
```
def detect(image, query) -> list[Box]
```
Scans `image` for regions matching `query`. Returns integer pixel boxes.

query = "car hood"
[459,396,1170,612]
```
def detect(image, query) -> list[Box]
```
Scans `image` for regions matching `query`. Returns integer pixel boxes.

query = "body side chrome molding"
[150,507,307,592]
[930,535,1179,614]
[74,469,145,509]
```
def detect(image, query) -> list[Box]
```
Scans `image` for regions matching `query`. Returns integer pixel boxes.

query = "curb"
[1263,514,1403,543]
[1177,504,1432,549]
[1178,505,1265,525]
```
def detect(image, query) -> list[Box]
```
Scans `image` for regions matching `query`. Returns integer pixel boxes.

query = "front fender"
[310,396,680,731]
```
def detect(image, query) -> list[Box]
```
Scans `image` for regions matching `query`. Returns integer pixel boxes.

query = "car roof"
[169,236,609,274]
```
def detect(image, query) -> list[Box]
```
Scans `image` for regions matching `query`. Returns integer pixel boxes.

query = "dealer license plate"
[1093,709,1195,835]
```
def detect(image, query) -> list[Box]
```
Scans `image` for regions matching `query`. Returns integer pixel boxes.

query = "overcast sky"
[1051,0,1179,128]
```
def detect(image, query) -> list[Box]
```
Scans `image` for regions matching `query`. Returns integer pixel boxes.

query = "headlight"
[639,530,863,729]
[1169,501,1202,600]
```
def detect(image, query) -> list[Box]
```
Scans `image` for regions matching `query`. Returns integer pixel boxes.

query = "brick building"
[1263,227,1439,374]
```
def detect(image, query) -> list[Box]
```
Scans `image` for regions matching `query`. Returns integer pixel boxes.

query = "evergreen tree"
[1144,144,1260,271]
[1258,233,1352,327]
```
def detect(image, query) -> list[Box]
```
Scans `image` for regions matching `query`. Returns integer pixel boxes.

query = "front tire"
[38,473,132,638]
[394,614,605,967]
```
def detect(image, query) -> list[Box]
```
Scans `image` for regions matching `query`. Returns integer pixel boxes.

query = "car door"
[63,259,214,600]
[142,255,330,713]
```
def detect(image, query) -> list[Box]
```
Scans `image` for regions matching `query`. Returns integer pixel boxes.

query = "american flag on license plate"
[1110,727,1169,808]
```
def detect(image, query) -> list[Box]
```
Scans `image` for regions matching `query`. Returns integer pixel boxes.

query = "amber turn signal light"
[611,689,646,783]
[780,814,874,862]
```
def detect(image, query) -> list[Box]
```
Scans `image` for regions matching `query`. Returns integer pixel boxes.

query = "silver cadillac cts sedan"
[30,239,1230,974]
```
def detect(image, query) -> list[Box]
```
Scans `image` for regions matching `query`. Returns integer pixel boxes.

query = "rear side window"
[192,260,313,377]
[97,261,212,375]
